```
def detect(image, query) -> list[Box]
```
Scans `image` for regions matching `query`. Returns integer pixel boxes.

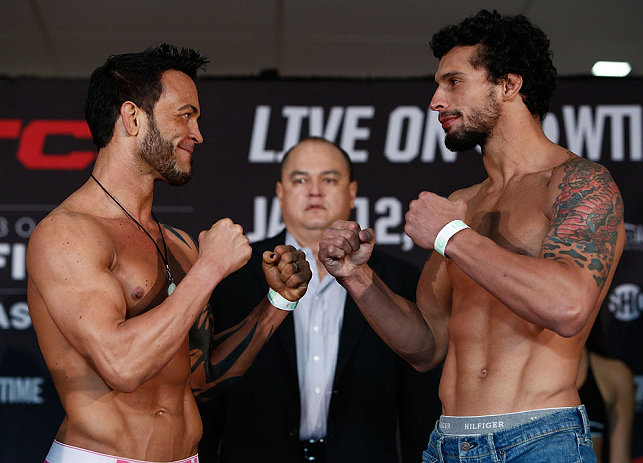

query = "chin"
[164,169,191,186]
[303,220,331,231]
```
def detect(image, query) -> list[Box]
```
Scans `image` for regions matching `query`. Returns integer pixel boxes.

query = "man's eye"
[295,178,306,184]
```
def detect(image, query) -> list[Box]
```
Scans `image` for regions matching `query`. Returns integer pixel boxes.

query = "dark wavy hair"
[85,43,209,150]
[430,10,557,121]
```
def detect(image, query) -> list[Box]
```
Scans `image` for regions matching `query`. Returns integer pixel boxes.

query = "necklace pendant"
[167,282,176,296]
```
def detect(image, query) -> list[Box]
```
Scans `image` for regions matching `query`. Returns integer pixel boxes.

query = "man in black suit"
[197,137,441,462]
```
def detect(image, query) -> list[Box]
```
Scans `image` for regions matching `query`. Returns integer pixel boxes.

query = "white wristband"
[434,220,470,258]
[268,288,298,311]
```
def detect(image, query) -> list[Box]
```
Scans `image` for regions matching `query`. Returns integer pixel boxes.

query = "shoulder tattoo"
[543,157,624,288]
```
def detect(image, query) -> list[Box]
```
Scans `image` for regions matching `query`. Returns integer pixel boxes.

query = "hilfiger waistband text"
[440,421,505,430]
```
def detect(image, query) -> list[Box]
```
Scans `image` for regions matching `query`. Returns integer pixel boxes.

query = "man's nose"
[308,179,323,196]
[191,121,204,144]
[430,87,447,112]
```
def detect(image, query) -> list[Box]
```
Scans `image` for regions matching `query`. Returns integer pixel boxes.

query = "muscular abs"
[439,155,623,416]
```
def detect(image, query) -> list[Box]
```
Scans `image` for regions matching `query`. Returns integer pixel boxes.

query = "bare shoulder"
[448,181,485,203]
[29,204,111,249]
[27,205,113,281]
[547,153,622,208]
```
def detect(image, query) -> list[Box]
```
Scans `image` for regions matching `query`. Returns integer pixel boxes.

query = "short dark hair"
[85,43,209,150]
[430,9,557,120]
[281,137,354,182]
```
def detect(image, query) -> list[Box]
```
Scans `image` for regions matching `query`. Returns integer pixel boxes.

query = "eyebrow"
[288,169,342,179]
[435,71,466,83]
[178,104,200,116]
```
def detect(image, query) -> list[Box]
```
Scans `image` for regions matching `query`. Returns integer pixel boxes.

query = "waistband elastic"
[438,407,574,435]
[45,440,199,463]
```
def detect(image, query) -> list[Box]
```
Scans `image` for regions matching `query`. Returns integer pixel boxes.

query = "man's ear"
[503,73,523,101]
[349,181,358,209]
[276,181,283,203]
[120,101,142,136]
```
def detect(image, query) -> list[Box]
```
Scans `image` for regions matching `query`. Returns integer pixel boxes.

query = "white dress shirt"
[286,232,347,440]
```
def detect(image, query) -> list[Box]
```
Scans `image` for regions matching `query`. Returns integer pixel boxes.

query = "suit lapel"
[277,309,298,371]
[332,296,366,386]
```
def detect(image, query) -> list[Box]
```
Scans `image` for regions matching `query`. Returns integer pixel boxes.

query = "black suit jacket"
[198,231,442,463]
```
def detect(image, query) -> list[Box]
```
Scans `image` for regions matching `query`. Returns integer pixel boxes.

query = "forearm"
[608,371,635,463]
[609,433,632,463]
[193,297,289,396]
[446,229,597,336]
[340,265,441,371]
[608,414,633,463]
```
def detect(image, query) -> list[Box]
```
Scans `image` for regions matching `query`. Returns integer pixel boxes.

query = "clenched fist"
[198,218,252,280]
[318,220,375,280]
[262,245,311,302]
[404,192,467,250]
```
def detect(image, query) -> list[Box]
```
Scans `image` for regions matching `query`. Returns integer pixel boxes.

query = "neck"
[90,151,157,223]
[89,169,174,290]
[480,111,563,185]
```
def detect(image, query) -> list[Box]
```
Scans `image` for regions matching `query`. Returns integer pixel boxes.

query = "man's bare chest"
[465,184,553,257]
[106,225,189,317]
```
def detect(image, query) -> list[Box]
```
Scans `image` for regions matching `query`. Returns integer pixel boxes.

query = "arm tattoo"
[189,304,215,375]
[190,304,277,398]
[542,156,623,288]
[200,322,257,396]
[163,224,193,249]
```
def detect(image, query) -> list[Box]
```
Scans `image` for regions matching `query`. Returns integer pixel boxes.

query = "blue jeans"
[422,406,596,462]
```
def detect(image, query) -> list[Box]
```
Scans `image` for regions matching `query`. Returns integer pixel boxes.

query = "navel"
[479,368,488,379]
[131,286,146,300]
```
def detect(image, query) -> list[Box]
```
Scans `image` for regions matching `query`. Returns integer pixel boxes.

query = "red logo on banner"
[0,119,95,170]
[0,119,21,138]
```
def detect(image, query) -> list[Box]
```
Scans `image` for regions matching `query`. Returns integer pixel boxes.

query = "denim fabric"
[422,406,596,462]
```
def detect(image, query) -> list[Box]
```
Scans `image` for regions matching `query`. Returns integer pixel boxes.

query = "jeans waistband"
[428,406,594,461]
[432,406,591,450]
[438,407,571,435]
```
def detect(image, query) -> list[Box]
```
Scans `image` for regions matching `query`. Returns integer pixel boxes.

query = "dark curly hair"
[430,10,557,121]
[85,43,209,150]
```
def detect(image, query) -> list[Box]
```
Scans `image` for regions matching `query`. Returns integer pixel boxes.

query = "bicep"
[28,231,127,362]
[542,160,624,291]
